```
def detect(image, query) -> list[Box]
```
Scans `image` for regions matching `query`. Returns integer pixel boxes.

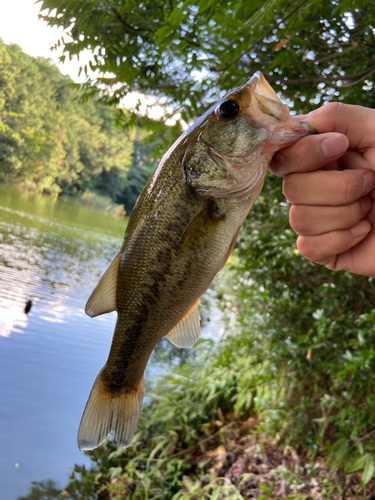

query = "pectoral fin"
[177,200,224,253]
[85,254,121,318]
[166,301,201,348]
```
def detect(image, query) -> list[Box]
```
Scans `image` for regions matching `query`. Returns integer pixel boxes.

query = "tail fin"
[77,369,144,451]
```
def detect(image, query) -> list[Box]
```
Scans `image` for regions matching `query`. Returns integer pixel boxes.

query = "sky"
[0,0,91,82]
[0,0,170,119]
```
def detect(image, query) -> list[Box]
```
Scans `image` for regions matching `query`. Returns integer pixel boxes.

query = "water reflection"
[0,185,125,499]
[0,291,29,337]
[0,184,226,500]
[16,480,66,500]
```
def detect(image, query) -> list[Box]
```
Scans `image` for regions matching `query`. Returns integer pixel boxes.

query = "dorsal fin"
[85,254,121,318]
[165,301,201,348]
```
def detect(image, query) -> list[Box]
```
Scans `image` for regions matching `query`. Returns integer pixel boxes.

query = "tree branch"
[111,7,151,39]
[210,0,308,73]
[267,66,375,90]
[179,28,201,48]
[315,42,358,63]
[349,428,375,451]
[168,422,236,459]
[294,56,309,78]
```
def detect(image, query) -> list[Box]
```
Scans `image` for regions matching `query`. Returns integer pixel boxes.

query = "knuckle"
[282,174,298,202]
[289,205,309,234]
[282,178,288,199]
[322,102,345,116]
[339,171,362,204]
[318,103,351,135]
[292,141,308,170]
[276,135,320,176]
[318,102,349,124]
[324,259,338,271]
[349,200,362,225]
[297,232,339,263]
[296,235,319,261]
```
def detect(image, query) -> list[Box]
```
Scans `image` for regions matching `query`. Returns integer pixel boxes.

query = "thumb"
[305,103,375,151]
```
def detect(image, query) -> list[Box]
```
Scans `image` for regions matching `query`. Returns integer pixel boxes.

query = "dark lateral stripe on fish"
[79,72,314,451]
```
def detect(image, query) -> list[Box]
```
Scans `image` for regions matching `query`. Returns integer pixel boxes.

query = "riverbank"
[106,419,375,499]
[59,191,126,217]
[1,180,127,217]
[60,321,375,500]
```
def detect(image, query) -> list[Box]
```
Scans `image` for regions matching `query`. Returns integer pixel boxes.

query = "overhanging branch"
[315,42,358,63]
[267,66,375,89]
[210,0,308,73]
[111,7,151,40]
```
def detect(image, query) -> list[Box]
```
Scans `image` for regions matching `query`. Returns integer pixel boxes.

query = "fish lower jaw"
[225,156,269,200]
[267,119,315,151]
[197,161,267,200]
[229,165,267,200]
[202,146,268,199]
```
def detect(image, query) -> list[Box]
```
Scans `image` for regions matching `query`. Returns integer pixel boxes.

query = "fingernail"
[320,134,348,159]
[360,197,372,213]
[363,172,375,193]
[350,220,370,238]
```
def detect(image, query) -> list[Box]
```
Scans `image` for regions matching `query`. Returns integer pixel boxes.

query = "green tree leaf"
[155,25,172,42]
[198,0,215,13]
[360,454,375,490]
[169,6,184,28]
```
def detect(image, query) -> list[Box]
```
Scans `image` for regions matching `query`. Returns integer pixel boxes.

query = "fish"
[77,72,314,451]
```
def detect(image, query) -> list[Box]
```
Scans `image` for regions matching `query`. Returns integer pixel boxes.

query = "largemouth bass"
[78,72,313,451]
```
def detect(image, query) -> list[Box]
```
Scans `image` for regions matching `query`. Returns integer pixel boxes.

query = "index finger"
[305,103,375,151]
[270,132,349,177]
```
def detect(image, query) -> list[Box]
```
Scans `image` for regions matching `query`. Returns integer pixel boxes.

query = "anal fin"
[85,254,121,318]
[166,301,201,348]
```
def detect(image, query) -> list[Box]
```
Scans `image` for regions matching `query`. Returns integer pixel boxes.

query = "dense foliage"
[0,39,157,211]
[39,0,375,125]
[16,0,375,497]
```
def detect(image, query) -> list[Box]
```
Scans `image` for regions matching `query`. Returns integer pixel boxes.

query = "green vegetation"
[14,0,375,497]
[17,480,68,500]
[0,39,157,212]
[40,0,375,127]
[18,308,375,497]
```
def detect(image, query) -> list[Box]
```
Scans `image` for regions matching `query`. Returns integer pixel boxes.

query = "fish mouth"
[248,72,290,122]
[249,72,279,101]
[249,73,317,135]
[299,121,317,134]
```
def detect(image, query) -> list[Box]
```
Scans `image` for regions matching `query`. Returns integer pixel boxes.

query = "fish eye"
[218,100,240,119]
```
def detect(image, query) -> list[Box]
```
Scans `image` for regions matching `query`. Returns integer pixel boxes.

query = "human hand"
[270,103,375,276]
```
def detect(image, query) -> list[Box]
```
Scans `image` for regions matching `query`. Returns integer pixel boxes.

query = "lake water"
[0,184,226,499]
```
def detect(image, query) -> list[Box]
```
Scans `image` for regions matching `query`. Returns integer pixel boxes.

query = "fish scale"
[77,72,314,451]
